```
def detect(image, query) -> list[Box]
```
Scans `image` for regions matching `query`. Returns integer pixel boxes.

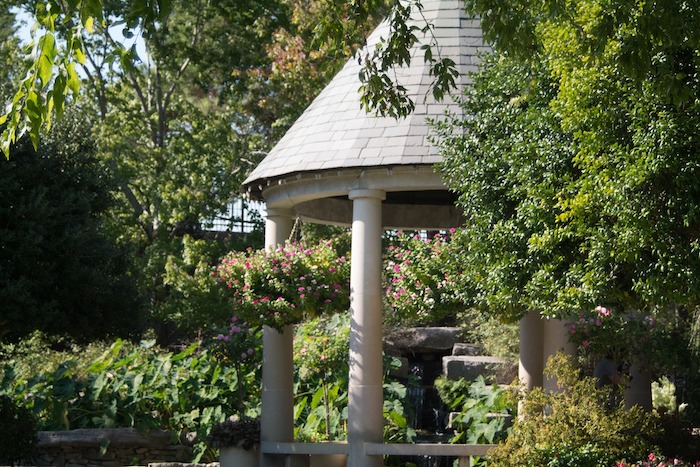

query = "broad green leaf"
[38,33,56,87]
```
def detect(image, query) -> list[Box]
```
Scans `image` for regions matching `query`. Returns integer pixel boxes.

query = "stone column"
[625,363,652,411]
[347,189,385,467]
[261,208,296,467]
[542,317,576,393]
[519,310,544,391]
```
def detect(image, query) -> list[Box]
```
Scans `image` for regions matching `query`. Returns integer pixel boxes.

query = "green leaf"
[66,62,81,95]
[38,33,56,87]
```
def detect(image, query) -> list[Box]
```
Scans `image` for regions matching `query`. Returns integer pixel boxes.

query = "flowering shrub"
[618,453,700,466]
[567,306,661,365]
[212,316,261,363]
[216,239,351,332]
[383,230,465,325]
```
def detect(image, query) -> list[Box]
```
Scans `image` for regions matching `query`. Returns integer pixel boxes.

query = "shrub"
[0,395,37,465]
[293,313,350,441]
[487,353,660,466]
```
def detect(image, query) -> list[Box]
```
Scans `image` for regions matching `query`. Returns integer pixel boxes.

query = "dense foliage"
[0,113,142,342]
[293,314,350,441]
[0,338,257,461]
[435,375,514,445]
[436,48,700,326]
[0,395,37,466]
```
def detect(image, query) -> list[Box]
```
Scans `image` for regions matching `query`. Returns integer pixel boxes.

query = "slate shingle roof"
[242,0,488,194]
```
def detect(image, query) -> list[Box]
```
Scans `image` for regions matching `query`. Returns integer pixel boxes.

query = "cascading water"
[400,360,455,467]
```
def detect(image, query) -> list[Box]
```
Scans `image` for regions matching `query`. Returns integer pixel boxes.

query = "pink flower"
[300,348,307,355]
[582,340,590,348]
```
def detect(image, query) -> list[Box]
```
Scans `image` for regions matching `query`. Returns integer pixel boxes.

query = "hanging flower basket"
[216,239,351,332]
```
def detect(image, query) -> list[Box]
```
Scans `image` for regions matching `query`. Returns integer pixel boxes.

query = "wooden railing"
[261,441,496,467]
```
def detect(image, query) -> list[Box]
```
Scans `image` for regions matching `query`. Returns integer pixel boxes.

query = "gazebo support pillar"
[347,189,386,467]
[519,310,544,391]
[260,208,297,467]
[542,317,576,392]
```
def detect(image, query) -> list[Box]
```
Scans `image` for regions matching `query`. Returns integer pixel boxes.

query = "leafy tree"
[431,8,700,324]
[0,110,143,342]
[2,0,389,340]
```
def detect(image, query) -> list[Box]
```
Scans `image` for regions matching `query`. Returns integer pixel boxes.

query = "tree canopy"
[1,0,388,341]
[433,1,700,321]
[5,0,700,325]
[0,111,143,342]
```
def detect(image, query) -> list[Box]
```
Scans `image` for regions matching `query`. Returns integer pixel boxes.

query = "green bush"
[487,353,660,466]
[0,331,113,381]
[0,395,37,466]
[0,125,143,343]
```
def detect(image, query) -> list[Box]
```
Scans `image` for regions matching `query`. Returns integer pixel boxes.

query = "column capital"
[348,189,386,201]
[263,207,294,219]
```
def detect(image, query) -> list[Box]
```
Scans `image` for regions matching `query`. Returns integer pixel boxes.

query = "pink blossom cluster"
[567,305,662,365]
[617,453,700,466]
[215,239,351,332]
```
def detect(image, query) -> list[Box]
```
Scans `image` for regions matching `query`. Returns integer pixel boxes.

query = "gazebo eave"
[248,164,464,229]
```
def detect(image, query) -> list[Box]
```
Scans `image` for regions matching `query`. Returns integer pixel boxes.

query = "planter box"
[219,446,259,467]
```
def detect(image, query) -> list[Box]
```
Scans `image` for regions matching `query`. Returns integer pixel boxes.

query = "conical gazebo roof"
[242,0,488,229]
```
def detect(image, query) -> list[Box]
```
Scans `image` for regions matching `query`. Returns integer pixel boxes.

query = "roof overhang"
[246,164,463,229]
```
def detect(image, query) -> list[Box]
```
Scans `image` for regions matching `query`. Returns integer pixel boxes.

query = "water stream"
[397,361,456,467]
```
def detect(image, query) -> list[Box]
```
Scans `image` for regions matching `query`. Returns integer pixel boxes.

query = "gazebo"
[240,1,650,466]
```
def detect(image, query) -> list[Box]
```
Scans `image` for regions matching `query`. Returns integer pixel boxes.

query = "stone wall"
[28,428,198,467]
